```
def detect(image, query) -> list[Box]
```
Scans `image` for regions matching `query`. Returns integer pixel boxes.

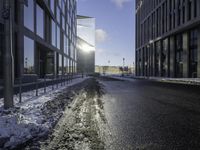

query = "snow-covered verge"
[39,78,111,150]
[0,77,88,149]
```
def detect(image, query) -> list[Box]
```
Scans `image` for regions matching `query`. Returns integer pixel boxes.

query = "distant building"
[0,0,77,82]
[135,0,200,78]
[77,16,95,74]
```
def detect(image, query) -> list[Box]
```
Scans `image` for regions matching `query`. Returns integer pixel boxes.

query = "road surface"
[99,77,200,150]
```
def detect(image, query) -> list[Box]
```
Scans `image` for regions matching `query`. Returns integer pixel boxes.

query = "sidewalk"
[135,76,200,85]
[0,77,89,149]
[108,75,200,85]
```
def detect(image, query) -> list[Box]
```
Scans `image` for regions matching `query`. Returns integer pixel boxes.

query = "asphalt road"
[99,78,200,150]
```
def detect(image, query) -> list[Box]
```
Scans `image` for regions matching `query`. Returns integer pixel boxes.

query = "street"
[100,77,200,150]
[16,77,200,150]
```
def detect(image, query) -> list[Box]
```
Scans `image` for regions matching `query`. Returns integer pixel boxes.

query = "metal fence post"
[36,76,38,96]
[19,76,22,103]
[56,76,58,88]
[44,75,46,93]
[52,77,54,91]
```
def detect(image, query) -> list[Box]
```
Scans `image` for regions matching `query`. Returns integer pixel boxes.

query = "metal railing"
[0,74,83,105]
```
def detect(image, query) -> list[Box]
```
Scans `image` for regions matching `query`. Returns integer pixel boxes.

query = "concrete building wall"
[136,0,200,78]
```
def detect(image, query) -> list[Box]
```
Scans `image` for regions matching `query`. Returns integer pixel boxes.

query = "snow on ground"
[0,77,88,149]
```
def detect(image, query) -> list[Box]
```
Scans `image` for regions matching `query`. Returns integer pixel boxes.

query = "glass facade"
[36,4,44,38]
[24,36,34,74]
[0,0,77,79]
[24,0,34,31]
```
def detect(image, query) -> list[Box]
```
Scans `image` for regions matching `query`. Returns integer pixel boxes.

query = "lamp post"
[122,58,125,76]
[2,0,14,109]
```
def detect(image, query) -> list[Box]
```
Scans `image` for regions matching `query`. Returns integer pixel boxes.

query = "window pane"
[64,34,68,54]
[46,51,54,74]
[36,4,44,38]
[57,6,60,24]
[59,54,62,74]
[51,20,56,47]
[24,0,34,31]
[24,36,34,74]
[50,0,55,14]
[57,26,60,49]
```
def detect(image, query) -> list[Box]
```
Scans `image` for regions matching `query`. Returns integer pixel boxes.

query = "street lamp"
[122,58,125,76]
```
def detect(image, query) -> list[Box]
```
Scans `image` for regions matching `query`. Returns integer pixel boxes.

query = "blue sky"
[77,0,135,66]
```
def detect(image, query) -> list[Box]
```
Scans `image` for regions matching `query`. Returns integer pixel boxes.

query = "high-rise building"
[76,15,95,74]
[0,0,77,82]
[135,0,200,78]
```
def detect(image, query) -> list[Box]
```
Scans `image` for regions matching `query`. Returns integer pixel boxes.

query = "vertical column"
[167,0,170,31]
[185,0,189,22]
[191,0,194,19]
[17,0,24,78]
[152,43,155,76]
[197,0,200,16]
[141,48,144,76]
[159,41,162,77]
[166,38,170,77]
[169,36,175,77]
[197,28,200,77]
[182,32,189,78]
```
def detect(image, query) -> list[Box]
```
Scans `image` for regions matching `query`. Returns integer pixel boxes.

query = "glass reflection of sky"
[77,17,95,47]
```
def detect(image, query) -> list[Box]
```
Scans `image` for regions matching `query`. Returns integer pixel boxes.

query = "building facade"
[0,0,77,82]
[77,16,95,74]
[135,0,200,78]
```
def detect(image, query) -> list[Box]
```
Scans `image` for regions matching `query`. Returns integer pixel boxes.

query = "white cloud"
[95,29,108,43]
[111,0,132,8]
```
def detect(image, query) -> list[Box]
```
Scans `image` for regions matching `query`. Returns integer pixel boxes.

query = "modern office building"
[135,0,200,78]
[0,0,77,83]
[76,15,95,74]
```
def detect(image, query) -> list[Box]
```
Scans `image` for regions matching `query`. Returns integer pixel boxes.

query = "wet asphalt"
[100,78,200,150]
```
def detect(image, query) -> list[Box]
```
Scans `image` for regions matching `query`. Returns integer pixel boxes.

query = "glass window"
[64,57,68,74]
[36,4,44,38]
[24,36,34,74]
[46,51,54,74]
[64,34,68,54]
[62,15,65,30]
[24,0,34,31]
[50,0,55,14]
[51,20,56,47]
[57,25,60,49]
[59,54,62,74]
[56,6,60,24]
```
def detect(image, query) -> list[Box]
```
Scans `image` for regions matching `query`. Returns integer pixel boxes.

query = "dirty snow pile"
[0,78,86,149]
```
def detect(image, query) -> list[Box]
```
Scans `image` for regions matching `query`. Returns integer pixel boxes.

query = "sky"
[77,0,135,67]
